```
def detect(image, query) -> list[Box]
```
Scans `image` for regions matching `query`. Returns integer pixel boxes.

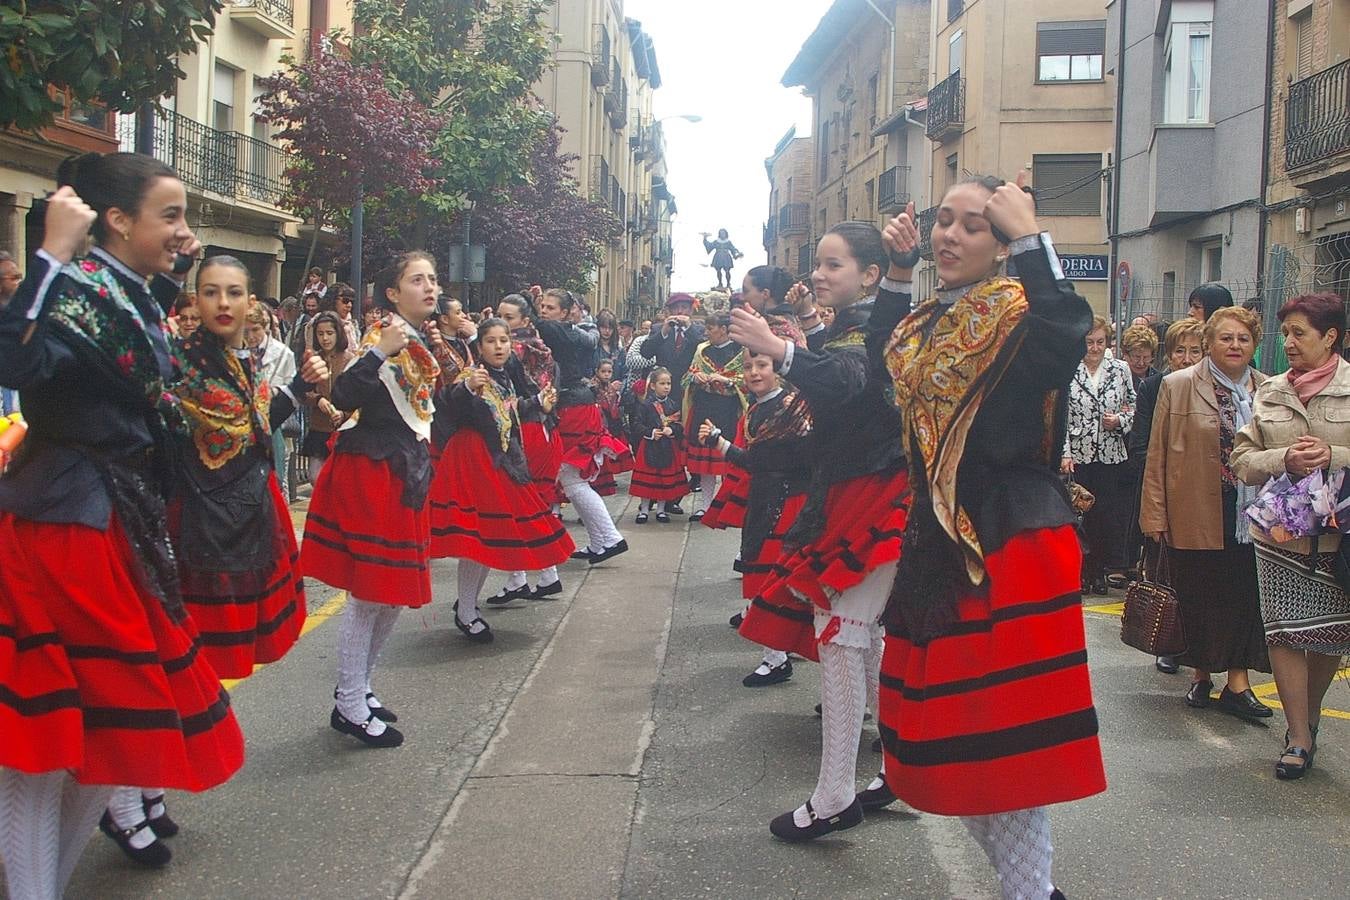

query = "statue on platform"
[701,229,743,290]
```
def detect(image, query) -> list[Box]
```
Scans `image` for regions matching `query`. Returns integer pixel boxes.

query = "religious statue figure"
[701,229,743,290]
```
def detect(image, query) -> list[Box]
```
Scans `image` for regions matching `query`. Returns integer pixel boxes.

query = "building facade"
[1264,0,1350,319]
[1108,0,1270,322]
[535,1,674,318]
[782,0,932,258]
[763,127,816,278]
[931,0,1115,311]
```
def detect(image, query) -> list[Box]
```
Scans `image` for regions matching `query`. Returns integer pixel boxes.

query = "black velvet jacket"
[440,365,537,485]
[536,319,597,408]
[635,394,684,470]
[721,390,812,561]
[779,298,908,545]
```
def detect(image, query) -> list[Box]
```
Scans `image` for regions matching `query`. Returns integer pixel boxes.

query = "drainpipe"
[1255,0,1275,301]
[1109,0,1127,324]
[862,0,897,171]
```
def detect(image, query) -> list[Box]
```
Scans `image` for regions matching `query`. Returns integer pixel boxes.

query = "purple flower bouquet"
[1245,468,1349,543]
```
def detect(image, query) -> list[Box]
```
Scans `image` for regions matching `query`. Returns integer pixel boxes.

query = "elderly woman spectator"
[1064,315,1137,594]
[1141,307,1271,718]
[1232,293,1350,779]
[1130,319,1206,671]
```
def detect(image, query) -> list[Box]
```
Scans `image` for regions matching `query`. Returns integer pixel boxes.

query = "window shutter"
[1295,12,1313,80]
[1037,21,1106,57]
[1032,154,1102,216]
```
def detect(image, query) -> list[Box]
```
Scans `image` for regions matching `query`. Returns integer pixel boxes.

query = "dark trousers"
[1076,461,1128,580]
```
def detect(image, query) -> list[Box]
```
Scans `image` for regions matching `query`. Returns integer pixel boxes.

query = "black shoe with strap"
[100,810,172,868]
[330,707,405,748]
[140,792,179,838]
[858,774,896,811]
[589,539,629,564]
[454,602,495,643]
[529,580,563,600]
[366,693,398,723]
[742,658,792,687]
[485,584,531,606]
[768,797,863,842]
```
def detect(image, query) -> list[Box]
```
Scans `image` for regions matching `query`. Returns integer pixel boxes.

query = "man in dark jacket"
[639,293,705,405]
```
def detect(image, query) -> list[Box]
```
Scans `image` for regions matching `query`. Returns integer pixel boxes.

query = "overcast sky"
[625,0,835,293]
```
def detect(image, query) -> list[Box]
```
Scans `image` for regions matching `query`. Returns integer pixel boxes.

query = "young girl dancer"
[681,313,745,521]
[102,256,328,866]
[630,368,689,523]
[881,185,1104,899]
[535,289,627,563]
[697,347,815,687]
[0,154,244,899]
[302,252,443,749]
[488,293,567,603]
[431,319,575,640]
[300,311,352,482]
[730,221,909,842]
[589,359,635,498]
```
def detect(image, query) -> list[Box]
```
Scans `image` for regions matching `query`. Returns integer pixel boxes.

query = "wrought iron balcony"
[778,202,810,237]
[917,206,938,260]
[878,165,910,213]
[1285,59,1350,173]
[592,25,611,86]
[606,74,628,129]
[764,216,776,247]
[120,110,286,208]
[228,0,295,40]
[927,70,964,141]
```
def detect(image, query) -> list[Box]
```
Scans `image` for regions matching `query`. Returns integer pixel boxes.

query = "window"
[866,73,878,132]
[840,187,848,220]
[1031,153,1102,216]
[819,119,830,182]
[949,29,965,76]
[1292,9,1313,80]
[947,0,964,23]
[212,62,236,132]
[1203,241,1223,281]
[1162,15,1212,123]
[864,179,875,218]
[946,153,959,190]
[1036,21,1105,82]
[1163,272,1177,307]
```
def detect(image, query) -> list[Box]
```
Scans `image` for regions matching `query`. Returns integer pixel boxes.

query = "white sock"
[57,779,112,892]
[107,786,157,849]
[798,641,866,826]
[335,597,387,734]
[551,503,561,516]
[561,465,622,550]
[456,560,490,633]
[0,768,63,900]
[961,808,1055,900]
[504,570,528,592]
[139,789,166,821]
[866,623,884,721]
[364,605,401,711]
[762,649,788,668]
[533,566,560,588]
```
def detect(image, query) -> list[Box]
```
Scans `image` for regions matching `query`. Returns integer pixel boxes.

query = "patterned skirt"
[630,441,689,501]
[879,525,1106,816]
[1254,541,1350,655]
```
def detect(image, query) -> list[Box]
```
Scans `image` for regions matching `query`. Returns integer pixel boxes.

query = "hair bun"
[56,152,102,191]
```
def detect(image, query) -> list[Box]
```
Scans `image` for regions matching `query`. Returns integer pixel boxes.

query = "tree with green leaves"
[0,0,221,131]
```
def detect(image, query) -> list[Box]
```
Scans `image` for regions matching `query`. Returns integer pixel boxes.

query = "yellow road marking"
[1084,598,1350,720]
[219,589,347,692]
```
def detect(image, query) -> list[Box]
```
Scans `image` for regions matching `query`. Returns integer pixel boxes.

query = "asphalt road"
[46,486,1350,900]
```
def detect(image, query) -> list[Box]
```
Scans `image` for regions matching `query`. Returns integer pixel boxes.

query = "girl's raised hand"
[41,186,97,264]
[883,201,922,271]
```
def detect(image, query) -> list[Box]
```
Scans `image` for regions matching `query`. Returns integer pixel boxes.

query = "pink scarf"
[1289,355,1340,406]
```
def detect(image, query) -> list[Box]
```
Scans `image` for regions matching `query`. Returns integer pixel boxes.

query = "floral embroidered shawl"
[339,314,440,442]
[172,331,271,470]
[681,340,748,429]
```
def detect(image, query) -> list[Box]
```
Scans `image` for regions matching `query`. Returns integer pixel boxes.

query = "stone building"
[763,128,816,278]
[535,1,675,317]
[1263,0,1350,319]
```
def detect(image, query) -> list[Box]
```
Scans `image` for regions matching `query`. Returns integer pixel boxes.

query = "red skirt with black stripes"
[684,440,729,476]
[521,421,564,506]
[757,470,909,611]
[701,420,748,529]
[738,493,819,662]
[429,429,576,570]
[0,513,245,789]
[592,433,635,497]
[630,440,689,501]
[879,525,1106,816]
[301,451,432,608]
[557,403,607,480]
[173,474,306,679]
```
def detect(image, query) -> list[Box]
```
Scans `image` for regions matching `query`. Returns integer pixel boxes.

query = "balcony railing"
[764,216,776,246]
[605,70,628,129]
[778,202,810,237]
[592,25,611,86]
[228,0,295,39]
[119,111,286,207]
[878,165,910,212]
[1286,59,1350,171]
[927,70,965,141]
[917,206,938,260]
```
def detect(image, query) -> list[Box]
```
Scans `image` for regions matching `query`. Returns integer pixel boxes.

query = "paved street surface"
[58,487,1350,900]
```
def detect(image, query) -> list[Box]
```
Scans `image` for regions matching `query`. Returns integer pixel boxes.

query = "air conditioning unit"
[1295,207,1311,234]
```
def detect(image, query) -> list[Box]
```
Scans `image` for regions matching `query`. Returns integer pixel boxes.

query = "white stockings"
[961,807,1056,900]
[799,640,867,825]
[0,768,112,900]
[335,597,402,734]
[560,464,622,552]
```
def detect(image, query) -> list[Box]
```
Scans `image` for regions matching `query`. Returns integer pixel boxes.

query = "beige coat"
[1230,357,1350,554]
[1140,361,1266,550]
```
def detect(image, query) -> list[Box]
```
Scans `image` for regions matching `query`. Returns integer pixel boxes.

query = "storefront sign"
[1059,254,1109,280]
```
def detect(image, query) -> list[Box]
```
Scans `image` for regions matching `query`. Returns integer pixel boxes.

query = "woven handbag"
[1120,543,1186,656]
